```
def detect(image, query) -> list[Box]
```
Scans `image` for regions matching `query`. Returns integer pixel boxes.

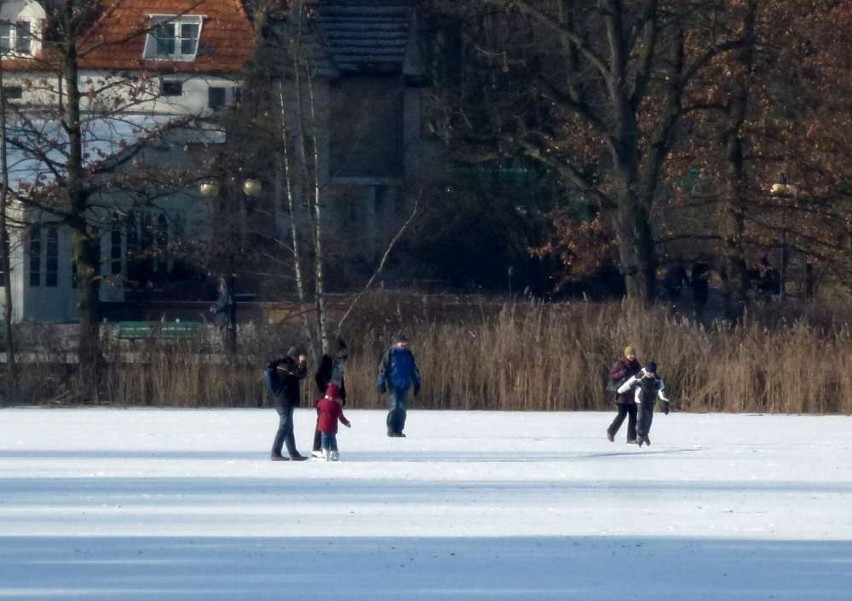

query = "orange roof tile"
[79,0,256,73]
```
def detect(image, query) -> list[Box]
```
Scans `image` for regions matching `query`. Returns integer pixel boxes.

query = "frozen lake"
[0,408,850,599]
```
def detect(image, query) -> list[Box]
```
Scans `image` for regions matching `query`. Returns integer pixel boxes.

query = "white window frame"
[0,20,33,57]
[143,15,204,61]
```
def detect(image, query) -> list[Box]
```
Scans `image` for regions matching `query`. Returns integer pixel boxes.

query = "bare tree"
[428,0,751,302]
[4,1,208,399]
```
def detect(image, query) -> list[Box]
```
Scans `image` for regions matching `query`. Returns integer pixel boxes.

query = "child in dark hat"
[616,361,671,447]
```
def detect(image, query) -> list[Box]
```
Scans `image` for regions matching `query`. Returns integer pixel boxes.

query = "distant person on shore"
[617,361,671,447]
[606,346,642,444]
[266,346,308,461]
[377,332,421,438]
[315,383,351,461]
[690,261,710,320]
[311,338,349,459]
[663,260,689,304]
[753,256,781,302]
[210,276,235,348]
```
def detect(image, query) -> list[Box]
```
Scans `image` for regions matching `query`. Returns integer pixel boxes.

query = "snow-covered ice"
[1,408,850,599]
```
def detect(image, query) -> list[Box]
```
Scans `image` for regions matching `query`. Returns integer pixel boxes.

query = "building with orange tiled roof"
[0,0,437,323]
[2,0,258,115]
[0,1,263,322]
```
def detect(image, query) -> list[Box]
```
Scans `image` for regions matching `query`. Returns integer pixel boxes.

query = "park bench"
[117,321,203,340]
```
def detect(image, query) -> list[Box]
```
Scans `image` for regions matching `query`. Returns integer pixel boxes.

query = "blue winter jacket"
[377,347,421,391]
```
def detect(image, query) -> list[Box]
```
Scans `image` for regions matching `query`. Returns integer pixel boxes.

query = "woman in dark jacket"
[311,338,348,458]
[606,346,642,444]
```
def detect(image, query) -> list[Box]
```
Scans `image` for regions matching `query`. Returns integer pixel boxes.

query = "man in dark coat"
[606,346,642,444]
[268,346,308,461]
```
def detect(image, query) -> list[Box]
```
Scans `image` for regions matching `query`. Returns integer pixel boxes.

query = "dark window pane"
[208,87,226,108]
[46,226,58,287]
[180,23,199,55]
[0,24,13,54]
[15,21,31,55]
[29,226,41,287]
[161,80,182,96]
[154,22,176,55]
[111,223,122,275]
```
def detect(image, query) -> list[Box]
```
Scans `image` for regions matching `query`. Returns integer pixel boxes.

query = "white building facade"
[0,0,256,322]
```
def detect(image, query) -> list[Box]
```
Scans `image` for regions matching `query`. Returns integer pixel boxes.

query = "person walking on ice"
[617,361,671,447]
[266,347,309,461]
[315,383,351,461]
[606,345,642,444]
[377,332,421,438]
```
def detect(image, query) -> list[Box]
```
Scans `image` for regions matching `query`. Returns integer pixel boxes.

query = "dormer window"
[0,21,33,56]
[143,15,203,61]
[0,1,44,59]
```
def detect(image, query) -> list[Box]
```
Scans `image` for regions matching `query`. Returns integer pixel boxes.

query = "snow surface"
[1,408,850,600]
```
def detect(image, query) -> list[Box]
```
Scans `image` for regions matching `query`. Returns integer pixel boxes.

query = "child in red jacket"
[315,383,351,461]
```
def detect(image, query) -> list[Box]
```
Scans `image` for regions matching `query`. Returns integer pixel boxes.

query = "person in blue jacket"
[377,332,421,437]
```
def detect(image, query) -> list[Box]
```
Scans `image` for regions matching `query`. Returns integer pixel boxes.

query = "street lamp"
[199,180,220,198]
[242,178,262,197]
[199,177,263,352]
[769,173,798,198]
[767,174,800,301]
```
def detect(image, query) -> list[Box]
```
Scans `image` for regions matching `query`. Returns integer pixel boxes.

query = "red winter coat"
[315,398,350,434]
[610,356,642,405]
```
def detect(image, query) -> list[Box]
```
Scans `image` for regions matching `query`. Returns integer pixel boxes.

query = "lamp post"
[768,175,798,302]
[200,176,263,353]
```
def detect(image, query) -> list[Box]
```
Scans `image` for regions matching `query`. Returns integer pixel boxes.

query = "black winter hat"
[645,361,658,374]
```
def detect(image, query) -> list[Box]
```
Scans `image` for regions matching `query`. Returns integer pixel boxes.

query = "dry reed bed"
[7,296,852,413]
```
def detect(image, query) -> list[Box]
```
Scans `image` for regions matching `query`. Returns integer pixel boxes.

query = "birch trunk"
[277,81,316,364]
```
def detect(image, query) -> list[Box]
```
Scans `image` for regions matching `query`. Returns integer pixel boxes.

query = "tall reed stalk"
[6,294,851,414]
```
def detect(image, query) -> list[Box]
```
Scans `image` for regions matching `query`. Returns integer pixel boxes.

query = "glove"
[379,383,387,394]
[413,384,420,397]
[662,401,670,415]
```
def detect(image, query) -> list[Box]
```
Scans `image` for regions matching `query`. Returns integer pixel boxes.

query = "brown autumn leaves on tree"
[664,0,852,314]
[427,0,852,306]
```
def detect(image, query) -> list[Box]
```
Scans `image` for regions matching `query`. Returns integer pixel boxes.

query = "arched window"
[125,212,139,286]
[45,226,58,287]
[28,225,41,287]
[156,213,168,274]
[111,213,123,276]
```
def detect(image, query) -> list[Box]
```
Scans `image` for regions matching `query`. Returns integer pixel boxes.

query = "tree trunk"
[277,80,316,364]
[613,189,655,302]
[64,17,102,402]
[0,67,16,398]
[719,1,757,321]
